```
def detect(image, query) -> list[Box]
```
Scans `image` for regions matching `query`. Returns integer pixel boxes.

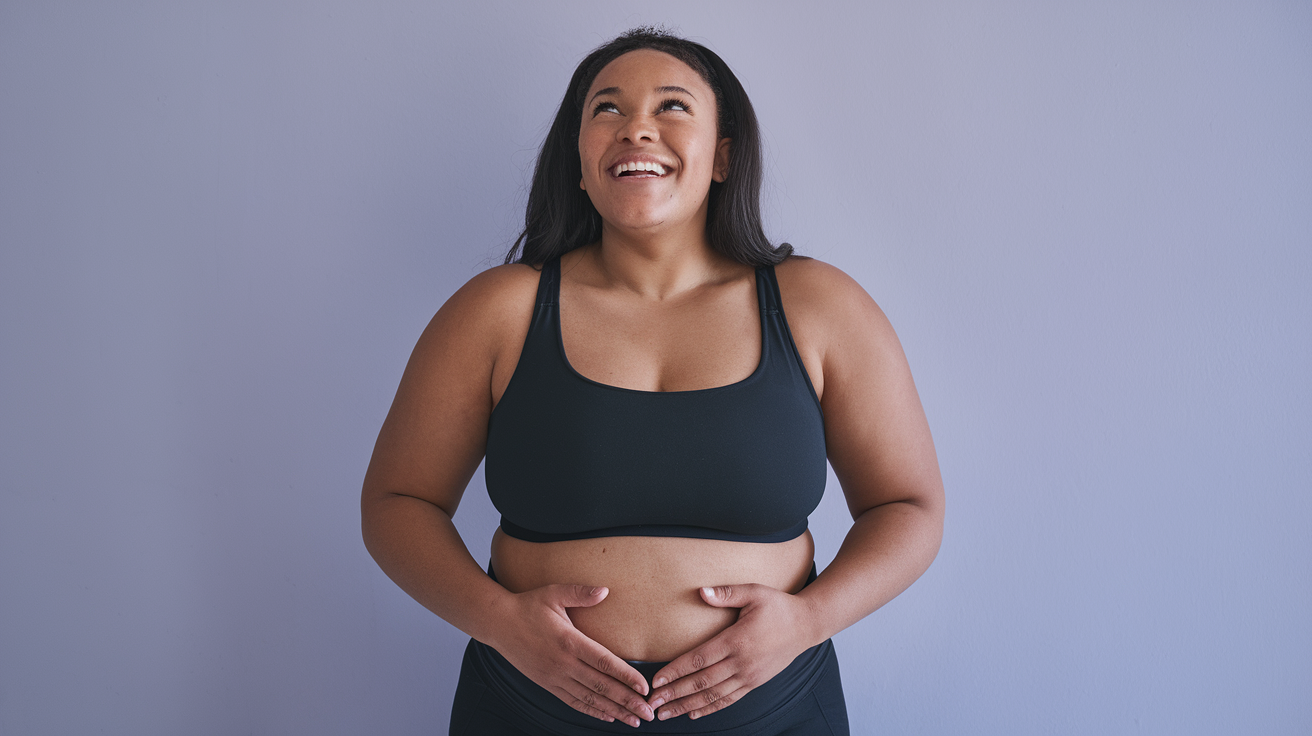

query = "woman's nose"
[618,113,658,143]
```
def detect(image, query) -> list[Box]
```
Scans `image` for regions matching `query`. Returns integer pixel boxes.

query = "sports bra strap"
[757,262,782,315]
[534,258,559,307]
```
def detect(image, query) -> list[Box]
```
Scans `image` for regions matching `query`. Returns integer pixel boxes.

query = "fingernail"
[701,586,715,598]
[653,676,666,688]
[658,710,670,721]
[649,697,665,709]
[642,705,654,720]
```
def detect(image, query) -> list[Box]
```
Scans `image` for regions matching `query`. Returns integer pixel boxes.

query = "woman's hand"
[645,584,818,721]
[490,583,656,728]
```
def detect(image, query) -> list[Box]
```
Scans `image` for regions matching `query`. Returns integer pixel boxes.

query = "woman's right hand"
[489,583,655,728]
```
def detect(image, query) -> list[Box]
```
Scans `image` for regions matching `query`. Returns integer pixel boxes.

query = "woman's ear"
[713,138,732,182]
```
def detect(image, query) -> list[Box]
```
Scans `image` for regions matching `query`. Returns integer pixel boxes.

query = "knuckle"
[702,689,721,705]
[691,675,712,692]
[593,656,613,674]
[565,695,612,722]
[690,653,706,670]
[591,679,610,696]
[698,699,732,718]
[581,691,597,707]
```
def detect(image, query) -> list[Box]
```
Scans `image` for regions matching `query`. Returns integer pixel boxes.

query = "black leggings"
[448,636,849,735]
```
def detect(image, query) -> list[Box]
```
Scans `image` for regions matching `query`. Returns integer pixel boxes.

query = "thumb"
[552,583,609,609]
[700,584,758,608]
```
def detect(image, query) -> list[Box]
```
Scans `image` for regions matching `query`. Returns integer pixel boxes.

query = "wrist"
[464,582,522,648]
[793,589,831,650]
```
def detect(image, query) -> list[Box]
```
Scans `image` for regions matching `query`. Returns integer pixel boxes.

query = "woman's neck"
[581,233,740,301]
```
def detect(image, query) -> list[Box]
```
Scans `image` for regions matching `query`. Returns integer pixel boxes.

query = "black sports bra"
[484,256,826,543]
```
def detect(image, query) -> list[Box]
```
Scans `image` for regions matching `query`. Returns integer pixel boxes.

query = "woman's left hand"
[645,584,819,721]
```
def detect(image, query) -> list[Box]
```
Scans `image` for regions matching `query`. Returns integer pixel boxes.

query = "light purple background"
[2,2,1309,734]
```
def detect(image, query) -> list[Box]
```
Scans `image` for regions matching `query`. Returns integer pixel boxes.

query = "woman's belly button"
[567,590,740,661]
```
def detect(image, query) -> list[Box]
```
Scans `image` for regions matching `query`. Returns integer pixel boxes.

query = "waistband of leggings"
[467,637,835,735]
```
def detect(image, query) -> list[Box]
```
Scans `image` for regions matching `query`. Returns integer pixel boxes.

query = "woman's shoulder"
[773,255,891,330]
[772,255,902,385]
[774,253,857,287]
[443,261,542,315]
[414,261,543,362]
[429,261,544,331]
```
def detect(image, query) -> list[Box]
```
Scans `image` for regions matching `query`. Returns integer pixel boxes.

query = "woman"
[362,28,944,735]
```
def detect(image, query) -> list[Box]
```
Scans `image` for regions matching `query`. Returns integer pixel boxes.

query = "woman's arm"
[361,265,656,727]
[645,257,945,720]
[787,256,945,639]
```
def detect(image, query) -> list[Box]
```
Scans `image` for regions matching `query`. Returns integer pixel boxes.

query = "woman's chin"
[598,206,707,238]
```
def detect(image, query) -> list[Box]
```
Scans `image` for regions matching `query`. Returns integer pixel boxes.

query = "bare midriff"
[490,528,816,662]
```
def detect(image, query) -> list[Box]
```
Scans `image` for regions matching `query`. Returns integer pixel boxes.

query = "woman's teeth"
[613,161,667,176]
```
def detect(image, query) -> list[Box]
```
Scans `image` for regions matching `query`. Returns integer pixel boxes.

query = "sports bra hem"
[498,517,810,544]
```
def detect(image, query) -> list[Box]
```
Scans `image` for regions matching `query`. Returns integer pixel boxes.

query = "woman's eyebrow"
[655,85,696,100]
[588,85,699,104]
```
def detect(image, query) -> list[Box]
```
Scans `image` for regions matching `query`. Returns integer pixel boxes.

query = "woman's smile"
[609,158,671,178]
[607,152,676,184]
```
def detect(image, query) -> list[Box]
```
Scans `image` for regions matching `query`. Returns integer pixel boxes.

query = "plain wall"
[1,1,1308,733]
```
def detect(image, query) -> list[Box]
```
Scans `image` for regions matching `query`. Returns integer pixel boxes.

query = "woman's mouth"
[611,161,668,178]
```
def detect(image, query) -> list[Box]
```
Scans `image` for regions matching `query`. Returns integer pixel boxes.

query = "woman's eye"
[660,98,690,112]
[592,102,619,116]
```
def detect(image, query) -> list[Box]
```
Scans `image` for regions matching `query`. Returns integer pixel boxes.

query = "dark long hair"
[504,27,792,267]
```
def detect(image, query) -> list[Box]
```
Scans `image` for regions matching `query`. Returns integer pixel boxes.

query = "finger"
[568,634,650,696]
[699,582,768,608]
[685,685,751,721]
[650,666,742,720]
[551,583,609,608]
[549,685,616,724]
[562,670,654,725]
[648,659,736,711]
[650,638,731,690]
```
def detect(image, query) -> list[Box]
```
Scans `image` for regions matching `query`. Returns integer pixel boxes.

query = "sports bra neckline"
[547,255,770,397]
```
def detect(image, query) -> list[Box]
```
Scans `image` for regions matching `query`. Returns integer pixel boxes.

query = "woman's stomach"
[489,527,815,662]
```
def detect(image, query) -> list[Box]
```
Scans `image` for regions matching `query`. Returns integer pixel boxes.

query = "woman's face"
[578,49,730,237]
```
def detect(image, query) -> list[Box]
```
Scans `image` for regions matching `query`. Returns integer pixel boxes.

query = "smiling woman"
[362,27,945,736]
